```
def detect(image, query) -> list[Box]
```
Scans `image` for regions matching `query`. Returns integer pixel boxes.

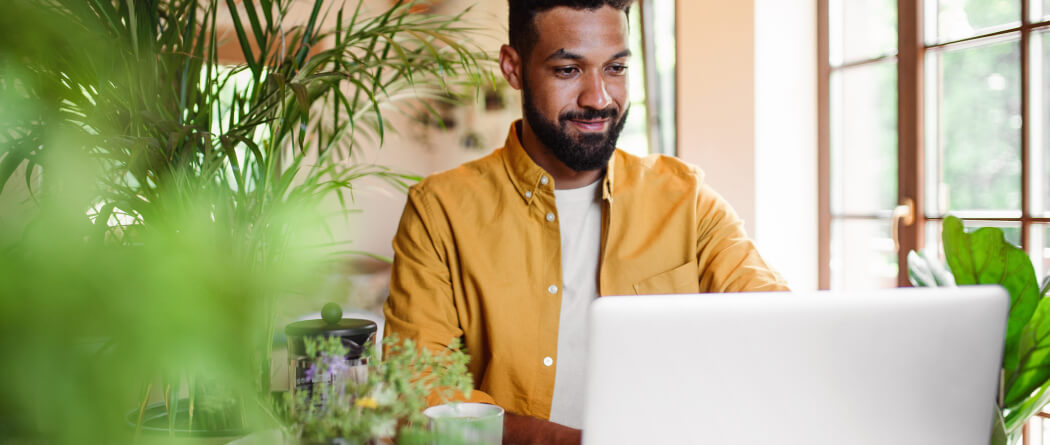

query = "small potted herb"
[282,334,474,444]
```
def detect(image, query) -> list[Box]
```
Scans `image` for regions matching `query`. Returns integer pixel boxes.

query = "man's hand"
[502,412,582,445]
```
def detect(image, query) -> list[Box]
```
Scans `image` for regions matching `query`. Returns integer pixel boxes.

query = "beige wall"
[332,0,514,260]
[676,0,818,289]
[676,0,756,229]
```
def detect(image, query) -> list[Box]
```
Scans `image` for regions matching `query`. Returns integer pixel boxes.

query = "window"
[619,0,676,157]
[820,0,1050,290]
[824,0,899,290]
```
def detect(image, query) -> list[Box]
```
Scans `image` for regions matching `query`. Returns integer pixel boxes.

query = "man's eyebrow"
[545,48,583,62]
[543,48,633,62]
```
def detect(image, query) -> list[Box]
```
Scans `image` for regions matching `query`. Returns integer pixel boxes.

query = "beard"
[521,81,629,172]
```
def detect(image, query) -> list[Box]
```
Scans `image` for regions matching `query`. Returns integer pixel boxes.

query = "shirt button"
[548,284,558,294]
[543,356,554,367]
[525,191,533,199]
[546,212,555,222]
[540,176,549,186]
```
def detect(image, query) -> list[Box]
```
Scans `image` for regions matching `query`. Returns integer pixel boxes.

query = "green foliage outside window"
[939,41,1021,212]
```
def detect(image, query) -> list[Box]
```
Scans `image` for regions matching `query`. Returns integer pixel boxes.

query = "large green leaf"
[942,216,1043,412]
[943,216,1040,367]
[1005,297,1050,408]
[1005,352,1050,433]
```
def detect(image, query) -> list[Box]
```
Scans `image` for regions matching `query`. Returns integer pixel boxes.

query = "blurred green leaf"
[908,250,937,287]
[991,404,1008,445]
[0,0,493,442]
[907,250,956,288]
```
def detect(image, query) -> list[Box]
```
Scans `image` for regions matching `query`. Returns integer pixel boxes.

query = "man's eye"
[554,67,579,77]
[607,65,628,75]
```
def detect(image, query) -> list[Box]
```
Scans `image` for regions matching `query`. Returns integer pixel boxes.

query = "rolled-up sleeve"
[694,183,790,293]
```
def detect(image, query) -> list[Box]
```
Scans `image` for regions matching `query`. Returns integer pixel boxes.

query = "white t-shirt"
[548,178,603,429]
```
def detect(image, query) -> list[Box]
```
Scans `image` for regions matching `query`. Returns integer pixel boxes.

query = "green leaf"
[991,403,1008,445]
[224,0,260,77]
[92,201,117,237]
[0,152,28,196]
[944,216,1040,362]
[294,0,325,67]
[168,380,181,436]
[240,0,268,57]
[289,82,310,114]
[1005,376,1050,434]
[942,216,978,285]
[942,216,1043,412]
[1005,297,1050,407]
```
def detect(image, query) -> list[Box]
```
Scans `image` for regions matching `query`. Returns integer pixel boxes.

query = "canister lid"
[285,318,378,357]
[284,318,377,340]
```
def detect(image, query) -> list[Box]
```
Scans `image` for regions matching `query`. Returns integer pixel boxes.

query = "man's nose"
[577,70,611,110]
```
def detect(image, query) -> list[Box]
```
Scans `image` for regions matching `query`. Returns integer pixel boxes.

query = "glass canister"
[285,308,377,393]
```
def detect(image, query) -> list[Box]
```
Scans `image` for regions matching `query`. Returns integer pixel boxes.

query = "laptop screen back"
[581,286,1008,445]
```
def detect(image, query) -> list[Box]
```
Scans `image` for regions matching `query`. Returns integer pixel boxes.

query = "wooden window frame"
[819,0,1050,290]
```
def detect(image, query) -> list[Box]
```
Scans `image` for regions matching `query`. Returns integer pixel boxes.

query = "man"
[383,1,788,444]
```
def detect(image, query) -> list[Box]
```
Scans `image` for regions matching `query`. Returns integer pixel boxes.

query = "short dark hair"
[508,0,632,61]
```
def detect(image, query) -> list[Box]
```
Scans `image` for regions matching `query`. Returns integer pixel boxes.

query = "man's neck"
[518,120,604,190]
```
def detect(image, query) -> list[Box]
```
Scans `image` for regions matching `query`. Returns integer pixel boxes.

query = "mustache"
[559,107,618,122]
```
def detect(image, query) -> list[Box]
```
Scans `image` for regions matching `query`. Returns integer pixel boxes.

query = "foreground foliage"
[0,0,489,442]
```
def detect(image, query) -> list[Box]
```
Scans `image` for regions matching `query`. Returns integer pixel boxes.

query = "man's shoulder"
[411,148,506,196]
[613,149,706,192]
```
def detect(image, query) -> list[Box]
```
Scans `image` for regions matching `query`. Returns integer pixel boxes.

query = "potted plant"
[281,334,473,444]
[909,215,1050,444]
[0,0,489,442]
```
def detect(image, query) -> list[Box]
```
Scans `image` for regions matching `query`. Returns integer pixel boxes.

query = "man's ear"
[499,44,523,90]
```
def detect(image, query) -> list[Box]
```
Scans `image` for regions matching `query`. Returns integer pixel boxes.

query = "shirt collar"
[501,119,617,204]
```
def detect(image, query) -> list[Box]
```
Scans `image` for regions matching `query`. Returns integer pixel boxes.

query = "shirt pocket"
[632,260,701,295]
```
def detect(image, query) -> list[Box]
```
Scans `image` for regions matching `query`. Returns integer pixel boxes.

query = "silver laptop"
[581,286,1008,445]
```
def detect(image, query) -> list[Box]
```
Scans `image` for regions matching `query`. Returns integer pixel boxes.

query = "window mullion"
[818,0,832,290]
[897,0,924,287]
[1022,0,1032,251]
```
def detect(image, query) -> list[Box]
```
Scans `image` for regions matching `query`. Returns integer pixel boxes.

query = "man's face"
[513,6,631,172]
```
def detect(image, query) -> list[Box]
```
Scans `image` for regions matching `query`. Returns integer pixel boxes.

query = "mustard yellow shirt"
[383,121,788,419]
